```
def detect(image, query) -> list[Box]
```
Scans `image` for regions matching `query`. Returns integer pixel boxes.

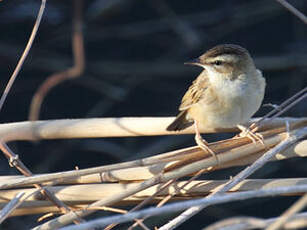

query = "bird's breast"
[188,73,265,129]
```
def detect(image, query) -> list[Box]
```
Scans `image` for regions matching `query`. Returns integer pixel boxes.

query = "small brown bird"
[167,44,266,160]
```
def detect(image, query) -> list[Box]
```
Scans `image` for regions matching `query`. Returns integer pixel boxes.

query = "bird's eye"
[213,60,222,66]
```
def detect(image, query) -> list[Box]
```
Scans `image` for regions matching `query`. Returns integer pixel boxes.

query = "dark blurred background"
[0,0,306,229]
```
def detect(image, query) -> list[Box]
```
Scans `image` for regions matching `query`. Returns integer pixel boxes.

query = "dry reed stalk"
[1,178,307,217]
[0,117,305,142]
[158,127,307,230]
[0,143,83,223]
[0,192,25,223]
[0,118,303,228]
[0,122,305,190]
[45,184,307,230]
[0,139,305,187]
[31,126,307,230]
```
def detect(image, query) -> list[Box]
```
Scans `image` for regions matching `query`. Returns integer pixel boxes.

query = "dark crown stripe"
[204,44,248,58]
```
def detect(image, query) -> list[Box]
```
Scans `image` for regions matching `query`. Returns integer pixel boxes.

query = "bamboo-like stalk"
[0,117,305,142]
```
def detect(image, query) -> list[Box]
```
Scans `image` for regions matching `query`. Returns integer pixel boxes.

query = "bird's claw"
[195,133,219,164]
[237,124,265,146]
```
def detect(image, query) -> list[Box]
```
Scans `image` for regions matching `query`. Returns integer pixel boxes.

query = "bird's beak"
[184,58,201,66]
[184,58,206,69]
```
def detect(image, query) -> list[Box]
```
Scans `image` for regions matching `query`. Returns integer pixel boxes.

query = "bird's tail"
[166,111,193,131]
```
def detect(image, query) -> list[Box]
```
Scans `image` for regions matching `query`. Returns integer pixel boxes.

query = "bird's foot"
[237,124,265,146]
[195,133,219,165]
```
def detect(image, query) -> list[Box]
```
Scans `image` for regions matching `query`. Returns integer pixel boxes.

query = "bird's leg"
[194,121,219,164]
[237,124,265,145]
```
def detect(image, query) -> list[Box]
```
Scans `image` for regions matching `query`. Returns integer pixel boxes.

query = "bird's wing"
[179,71,213,111]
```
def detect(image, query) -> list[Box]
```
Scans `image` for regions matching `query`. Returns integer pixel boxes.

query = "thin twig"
[105,179,176,230]
[252,87,306,130]
[126,180,177,230]
[29,0,85,121]
[204,217,267,230]
[0,0,46,112]
[128,169,207,230]
[270,91,307,120]
[0,192,25,224]
[204,212,307,230]
[275,0,307,24]
[31,173,166,230]
[0,142,84,224]
[265,193,307,230]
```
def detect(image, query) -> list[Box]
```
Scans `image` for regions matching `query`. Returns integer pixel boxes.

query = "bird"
[166,44,266,161]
